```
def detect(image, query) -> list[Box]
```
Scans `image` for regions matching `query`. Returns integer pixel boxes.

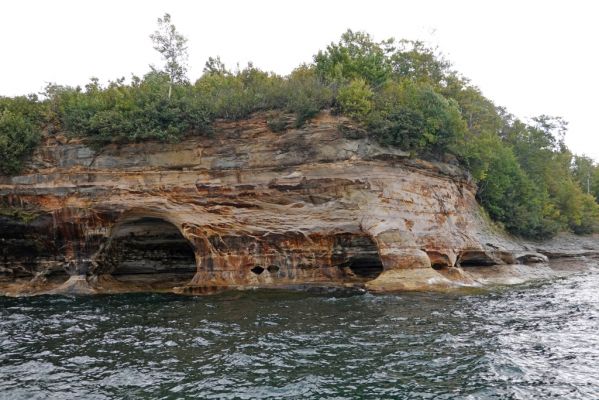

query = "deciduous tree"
[150,13,188,99]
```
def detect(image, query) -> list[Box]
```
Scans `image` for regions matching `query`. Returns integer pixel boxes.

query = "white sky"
[1,0,598,161]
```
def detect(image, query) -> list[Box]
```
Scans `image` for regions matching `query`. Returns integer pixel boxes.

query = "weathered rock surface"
[0,112,595,296]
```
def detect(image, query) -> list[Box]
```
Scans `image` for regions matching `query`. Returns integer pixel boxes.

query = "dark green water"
[1,271,599,399]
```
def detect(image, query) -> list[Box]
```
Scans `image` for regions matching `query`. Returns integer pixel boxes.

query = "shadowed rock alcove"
[344,256,384,279]
[102,217,197,289]
[334,234,384,281]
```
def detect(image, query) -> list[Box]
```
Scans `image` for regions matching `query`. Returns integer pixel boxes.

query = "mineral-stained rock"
[0,111,584,296]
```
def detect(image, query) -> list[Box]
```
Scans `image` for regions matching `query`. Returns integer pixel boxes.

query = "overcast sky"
[2,0,597,161]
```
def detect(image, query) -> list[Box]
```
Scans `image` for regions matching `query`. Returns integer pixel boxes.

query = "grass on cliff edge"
[1,29,599,239]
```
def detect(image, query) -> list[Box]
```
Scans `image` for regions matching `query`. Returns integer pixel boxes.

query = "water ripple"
[1,269,599,399]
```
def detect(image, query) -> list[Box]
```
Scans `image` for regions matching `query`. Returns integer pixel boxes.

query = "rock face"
[0,112,590,295]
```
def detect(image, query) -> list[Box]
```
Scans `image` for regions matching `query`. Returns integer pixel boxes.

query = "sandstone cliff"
[0,112,593,295]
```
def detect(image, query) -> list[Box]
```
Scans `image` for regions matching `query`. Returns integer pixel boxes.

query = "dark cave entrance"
[107,217,197,289]
[346,256,384,279]
[431,263,447,271]
[334,234,384,281]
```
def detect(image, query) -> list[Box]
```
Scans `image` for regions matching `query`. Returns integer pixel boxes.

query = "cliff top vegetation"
[1,15,598,239]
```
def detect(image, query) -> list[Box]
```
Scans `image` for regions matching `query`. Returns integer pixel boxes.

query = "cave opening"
[333,234,384,281]
[106,217,197,289]
[346,256,384,279]
[431,263,447,271]
[251,265,265,275]
[458,257,497,267]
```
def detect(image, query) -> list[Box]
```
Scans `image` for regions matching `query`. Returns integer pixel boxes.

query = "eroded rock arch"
[96,214,198,290]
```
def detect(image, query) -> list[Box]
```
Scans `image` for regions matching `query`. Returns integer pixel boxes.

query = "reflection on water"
[1,269,598,399]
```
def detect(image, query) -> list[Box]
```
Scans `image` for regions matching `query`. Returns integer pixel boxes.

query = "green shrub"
[337,78,373,120]
[368,81,466,154]
[314,29,392,86]
[195,64,286,121]
[0,97,43,175]
[48,72,212,145]
[284,65,333,127]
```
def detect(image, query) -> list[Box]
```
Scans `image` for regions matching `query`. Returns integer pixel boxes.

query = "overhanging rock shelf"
[0,112,561,295]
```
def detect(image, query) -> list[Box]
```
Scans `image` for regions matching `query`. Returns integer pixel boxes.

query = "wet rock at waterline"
[1,112,597,295]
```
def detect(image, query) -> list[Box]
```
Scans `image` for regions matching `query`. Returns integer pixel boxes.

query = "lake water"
[1,269,598,399]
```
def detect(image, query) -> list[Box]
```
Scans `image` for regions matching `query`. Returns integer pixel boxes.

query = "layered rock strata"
[0,112,593,295]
